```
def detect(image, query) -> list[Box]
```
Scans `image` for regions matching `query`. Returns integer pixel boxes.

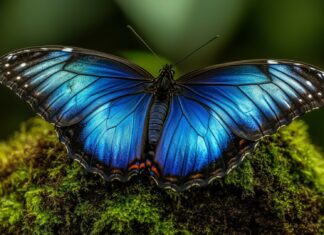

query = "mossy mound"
[0,118,323,234]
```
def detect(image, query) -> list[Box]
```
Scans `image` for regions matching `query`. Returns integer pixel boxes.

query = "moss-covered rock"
[0,118,323,234]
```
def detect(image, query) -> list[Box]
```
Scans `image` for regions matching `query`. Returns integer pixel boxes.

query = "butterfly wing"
[152,60,324,190]
[0,46,153,180]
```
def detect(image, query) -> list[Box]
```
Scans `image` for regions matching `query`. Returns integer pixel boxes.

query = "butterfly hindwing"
[58,92,152,180]
[153,93,255,189]
[153,60,324,190]
[0,46,153,180]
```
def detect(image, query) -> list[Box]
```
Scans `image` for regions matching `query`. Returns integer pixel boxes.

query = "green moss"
[0,118,323,234]
[90,193,178,235]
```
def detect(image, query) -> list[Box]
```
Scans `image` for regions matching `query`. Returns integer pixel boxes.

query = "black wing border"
[0,45,154,80]
[177,59,323,82]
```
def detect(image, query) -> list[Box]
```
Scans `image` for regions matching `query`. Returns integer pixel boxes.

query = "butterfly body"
[147,96,169,148]
[147,64,176,149]
[1,46,324,191]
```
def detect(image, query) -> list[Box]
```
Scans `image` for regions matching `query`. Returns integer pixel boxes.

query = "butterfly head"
[159,64,175,78]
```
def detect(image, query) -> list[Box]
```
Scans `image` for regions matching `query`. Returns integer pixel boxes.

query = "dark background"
[0,0,323,147]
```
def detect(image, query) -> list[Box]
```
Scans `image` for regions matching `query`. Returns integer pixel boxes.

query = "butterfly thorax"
[154,64,175,96]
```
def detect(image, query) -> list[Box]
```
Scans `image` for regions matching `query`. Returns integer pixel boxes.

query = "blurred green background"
[0,0,324,147]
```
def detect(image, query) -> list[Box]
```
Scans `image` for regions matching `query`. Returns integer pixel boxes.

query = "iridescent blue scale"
[1,46,323,191]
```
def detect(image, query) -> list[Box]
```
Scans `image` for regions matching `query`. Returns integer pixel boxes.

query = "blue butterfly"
[1,46,323,191]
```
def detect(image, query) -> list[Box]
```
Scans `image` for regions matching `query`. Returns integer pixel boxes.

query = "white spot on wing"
[62,47,73,52]
[6,71,11,75]
[20,62,27,67]
[16,76,21,80]
[318,92,322,96]
[294,63,302,66]
[299,99,303,103]
[306,81,313,86]
[24,84,28,88]
[308,94,313,99]
[4,63,10,67]
[267,60,278,64]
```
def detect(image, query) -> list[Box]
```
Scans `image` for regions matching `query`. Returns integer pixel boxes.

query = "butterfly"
[0,46,323,191]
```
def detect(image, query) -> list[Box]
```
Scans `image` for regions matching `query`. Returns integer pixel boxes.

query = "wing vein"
[178,84,241,130]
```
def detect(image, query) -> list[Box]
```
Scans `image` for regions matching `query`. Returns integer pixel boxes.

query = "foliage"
[0,118,323,234]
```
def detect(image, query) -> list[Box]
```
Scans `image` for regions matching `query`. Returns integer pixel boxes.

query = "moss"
[0,118,323,234]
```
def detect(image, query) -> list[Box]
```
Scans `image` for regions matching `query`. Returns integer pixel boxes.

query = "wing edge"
[55,127,143,182]
[0,45,154,80]
[177,59,324,82]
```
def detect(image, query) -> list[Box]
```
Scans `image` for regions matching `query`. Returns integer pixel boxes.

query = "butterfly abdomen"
[148,96,170,148]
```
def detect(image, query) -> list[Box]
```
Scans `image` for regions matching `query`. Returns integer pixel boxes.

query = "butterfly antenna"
[173,35,220,66]
[127,25,162,64]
